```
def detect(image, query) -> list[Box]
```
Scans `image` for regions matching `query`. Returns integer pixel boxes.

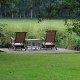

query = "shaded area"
[0,50,4,52]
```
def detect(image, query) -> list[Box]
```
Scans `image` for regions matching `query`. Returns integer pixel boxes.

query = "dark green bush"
[56,30,80,50]
[0,24,14,47]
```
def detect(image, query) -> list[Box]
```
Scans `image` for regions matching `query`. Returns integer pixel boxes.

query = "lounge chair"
[10,32,27,50]
[42,30,57,50]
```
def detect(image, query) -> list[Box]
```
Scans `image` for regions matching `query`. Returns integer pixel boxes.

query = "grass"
[0,52,80,80]
[0,19,67,38]
[0,19,66,32]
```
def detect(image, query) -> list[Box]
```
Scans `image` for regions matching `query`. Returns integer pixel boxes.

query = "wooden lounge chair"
[42,30,57,50]
[10,32,27,50]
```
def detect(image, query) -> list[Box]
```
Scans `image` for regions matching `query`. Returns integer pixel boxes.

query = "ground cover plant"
[0,52,80,80]
[0,19,80,50]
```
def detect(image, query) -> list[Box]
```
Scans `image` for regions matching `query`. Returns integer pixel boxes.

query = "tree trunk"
[20,13,21,18]
[30,9,33,19]
[12,13,14,18]
[23,11,25,19]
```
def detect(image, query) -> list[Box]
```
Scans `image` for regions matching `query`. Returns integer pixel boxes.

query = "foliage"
[0,24,6,46]
[65,18,80,36]
[0,0,80,19]
[56,30,80,50]
[0,24,4,37]
[0,0,18,6]
[72,19,80,36]
[0,24,14,47]
[0,19,79,50]
[63,0,80,37]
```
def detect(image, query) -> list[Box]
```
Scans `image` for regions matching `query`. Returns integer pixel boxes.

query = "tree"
[45,0,80,36]
[0,0,19,18]
[64,0,80,36]
[0,0,17,6]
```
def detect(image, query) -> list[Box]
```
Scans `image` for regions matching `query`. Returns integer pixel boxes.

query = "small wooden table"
[25,39,42,50]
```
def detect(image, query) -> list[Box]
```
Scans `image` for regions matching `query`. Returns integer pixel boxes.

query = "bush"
[56,30,80,50]
[0,24,14,47]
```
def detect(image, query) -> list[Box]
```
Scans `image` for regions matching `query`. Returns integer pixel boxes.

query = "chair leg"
[14,46,16,50]
[8,43,11,49]
[51,47,53,49]
[55,45,57,50]
[56,47,57,50]
[25,47,27,51]
[24,45,27,51]
[21,47,22,50]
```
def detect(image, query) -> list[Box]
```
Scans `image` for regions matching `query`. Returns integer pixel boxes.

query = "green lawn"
[0,52,80,80]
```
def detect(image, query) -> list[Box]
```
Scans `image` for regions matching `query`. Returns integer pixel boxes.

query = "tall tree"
[64,0,80,36]
[0,0,19,18]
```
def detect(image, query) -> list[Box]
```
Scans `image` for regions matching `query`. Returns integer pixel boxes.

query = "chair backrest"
[45,30,56,42]
[15,32,27,43]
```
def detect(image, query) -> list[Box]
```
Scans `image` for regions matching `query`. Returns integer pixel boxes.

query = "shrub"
[0,24,14,47]
[56,30,80,50]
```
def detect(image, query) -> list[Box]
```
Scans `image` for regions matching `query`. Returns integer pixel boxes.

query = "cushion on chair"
[43,42,54,45]
[12,43,24,46]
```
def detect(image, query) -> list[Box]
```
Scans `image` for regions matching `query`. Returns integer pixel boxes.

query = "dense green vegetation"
[0,0,80,37]
[0,0,80,19]
[0,52,80,80]
[0,19,80,50]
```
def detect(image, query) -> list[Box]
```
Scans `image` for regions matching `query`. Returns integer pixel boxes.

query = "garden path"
[0,48,80,53]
